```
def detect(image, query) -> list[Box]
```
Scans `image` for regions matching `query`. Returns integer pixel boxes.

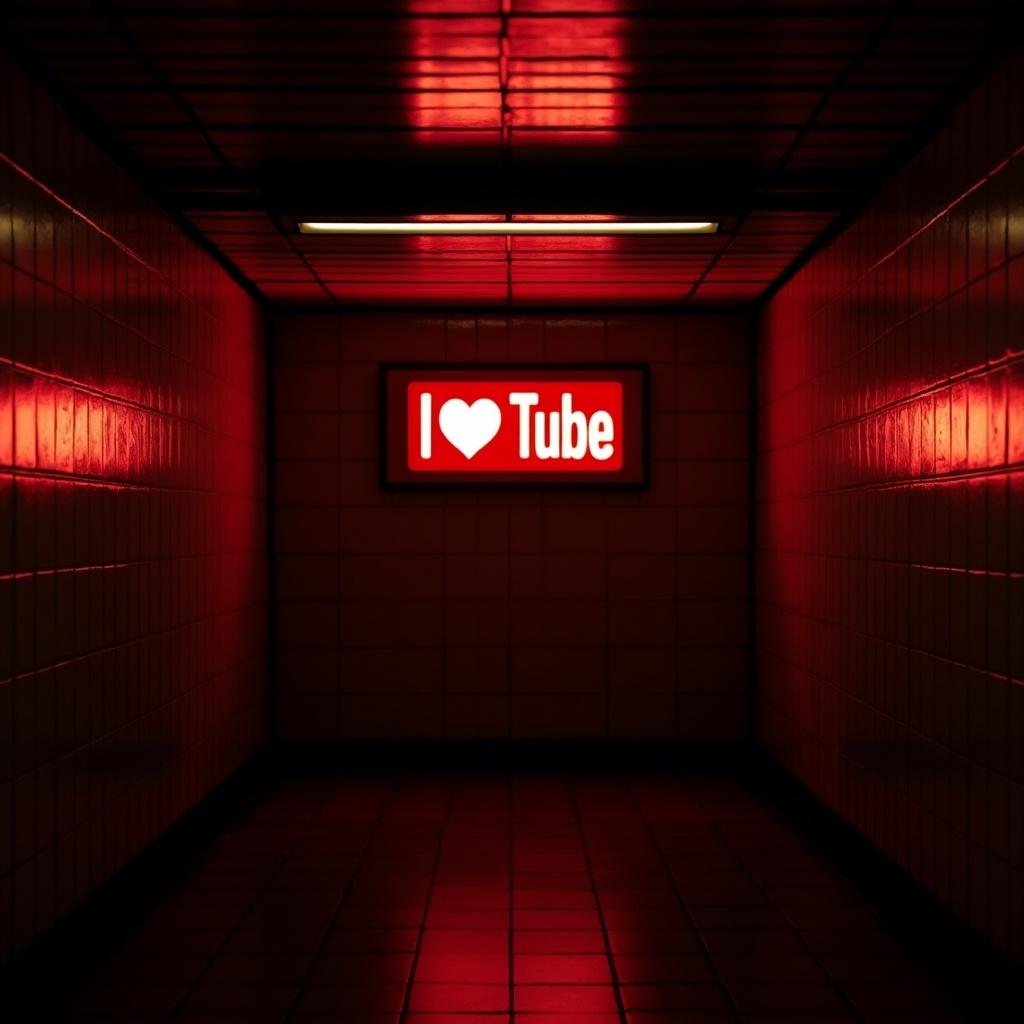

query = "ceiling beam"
[159,166,854,216]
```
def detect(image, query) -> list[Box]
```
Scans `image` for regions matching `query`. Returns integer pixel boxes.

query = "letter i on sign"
[420,392,432,459]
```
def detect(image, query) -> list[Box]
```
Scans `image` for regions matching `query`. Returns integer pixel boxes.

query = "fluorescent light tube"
[297,220,718,235]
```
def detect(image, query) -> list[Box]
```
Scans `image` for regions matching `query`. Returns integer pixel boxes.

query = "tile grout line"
[163,806,309,1020]
[565,773,629,1024]
[397,773,458,1024]
[621,773,744,1023]
[507,771,515,1022]
[277,775,402,1023]
[688,783,869,1024]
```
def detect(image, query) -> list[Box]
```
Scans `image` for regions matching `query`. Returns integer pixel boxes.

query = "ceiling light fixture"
[297,220,718,236]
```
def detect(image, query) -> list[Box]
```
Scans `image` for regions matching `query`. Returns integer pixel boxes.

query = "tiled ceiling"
[3,0,1015,307]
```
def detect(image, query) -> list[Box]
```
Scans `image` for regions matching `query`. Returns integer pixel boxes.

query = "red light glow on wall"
[756,48,1024,964]
[1,54,267,962]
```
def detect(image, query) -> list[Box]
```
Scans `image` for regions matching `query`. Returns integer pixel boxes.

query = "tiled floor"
[51,772,973,1023]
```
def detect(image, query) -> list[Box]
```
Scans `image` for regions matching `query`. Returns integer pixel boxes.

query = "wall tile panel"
[0,54,267,962]
[274,313,751,742]
[757,50,1024,962]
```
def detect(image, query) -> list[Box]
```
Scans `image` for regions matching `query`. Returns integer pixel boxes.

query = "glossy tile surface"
[0,51,268,962]
[757,48,1024,961]
[54,771,973,1022]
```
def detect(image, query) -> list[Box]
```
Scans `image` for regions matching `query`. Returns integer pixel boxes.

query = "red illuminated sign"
[382,364,647,486]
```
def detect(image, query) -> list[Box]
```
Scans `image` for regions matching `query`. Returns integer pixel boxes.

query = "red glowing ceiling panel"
[5,1,1015,306]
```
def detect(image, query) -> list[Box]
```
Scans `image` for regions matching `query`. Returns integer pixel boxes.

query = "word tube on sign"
[382,365,647,487]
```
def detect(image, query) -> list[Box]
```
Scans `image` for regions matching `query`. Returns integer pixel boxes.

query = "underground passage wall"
[756,50,1024,961]
[0,55,268,960]
[4,13,1020,986]
[273,313,751,741]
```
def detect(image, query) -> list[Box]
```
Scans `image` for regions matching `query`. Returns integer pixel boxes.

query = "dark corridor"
[2,2,1023,1022]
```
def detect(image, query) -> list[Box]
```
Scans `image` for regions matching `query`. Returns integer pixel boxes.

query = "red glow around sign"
[382,365,646,486]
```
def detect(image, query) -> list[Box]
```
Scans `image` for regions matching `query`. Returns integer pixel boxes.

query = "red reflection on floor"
[56,773,972,1022]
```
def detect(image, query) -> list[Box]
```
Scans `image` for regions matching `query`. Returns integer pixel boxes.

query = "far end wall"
[273,312,752,741]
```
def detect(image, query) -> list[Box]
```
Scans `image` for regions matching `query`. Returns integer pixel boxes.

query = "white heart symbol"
[438,398,502,459]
